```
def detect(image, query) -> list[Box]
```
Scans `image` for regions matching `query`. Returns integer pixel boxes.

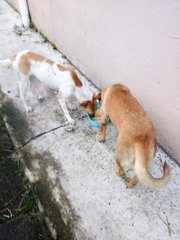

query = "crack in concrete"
[19,123,68,149]
[19,115,87,149]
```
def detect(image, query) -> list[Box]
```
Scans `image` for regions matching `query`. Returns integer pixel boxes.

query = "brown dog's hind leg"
[115,135,127,177]
[125,175,139,188]
[115,153,125,176]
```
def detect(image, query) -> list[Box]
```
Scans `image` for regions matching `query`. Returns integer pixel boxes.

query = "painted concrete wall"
[14,0,180,162]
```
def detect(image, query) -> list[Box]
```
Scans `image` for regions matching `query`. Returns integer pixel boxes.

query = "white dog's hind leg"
[67,95,78,111]
[57,92,75,125]
[17,74,32,112]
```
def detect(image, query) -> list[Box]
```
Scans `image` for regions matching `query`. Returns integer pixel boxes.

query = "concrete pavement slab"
[23,119,180,240]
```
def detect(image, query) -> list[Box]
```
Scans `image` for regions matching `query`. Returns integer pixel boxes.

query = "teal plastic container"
[86,101,110,127]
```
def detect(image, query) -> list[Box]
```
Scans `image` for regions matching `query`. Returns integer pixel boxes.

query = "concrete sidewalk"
[0,1,180,239]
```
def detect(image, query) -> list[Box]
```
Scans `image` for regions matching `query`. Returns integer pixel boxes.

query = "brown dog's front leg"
[98,122,107,142]
[97,108,108,142]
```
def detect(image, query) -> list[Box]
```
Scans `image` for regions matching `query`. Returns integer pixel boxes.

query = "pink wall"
[26,0,180,163]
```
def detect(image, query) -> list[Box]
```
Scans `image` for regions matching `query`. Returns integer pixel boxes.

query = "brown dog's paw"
[115,166,125,176]
[125,178,134,188]
[125,177,139,188]
[98,134,105,143]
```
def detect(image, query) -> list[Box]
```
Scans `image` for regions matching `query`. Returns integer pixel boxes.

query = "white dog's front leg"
[57,92,75,125]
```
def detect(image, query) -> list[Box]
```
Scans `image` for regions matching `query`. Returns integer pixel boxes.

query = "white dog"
[0,50,93,125]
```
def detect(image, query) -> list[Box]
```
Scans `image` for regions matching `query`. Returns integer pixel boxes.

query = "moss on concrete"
[29,21,58,50]
[22,147,79,240]
[0,114,39,224]
[0,99,31,144]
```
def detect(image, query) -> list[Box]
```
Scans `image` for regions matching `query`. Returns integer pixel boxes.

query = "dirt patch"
[1,99,31,145]
[0,215,51,240]
[0,112,52,239]
[22,148,79,240]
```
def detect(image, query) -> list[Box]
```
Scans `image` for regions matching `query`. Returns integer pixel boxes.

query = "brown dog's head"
[80,92,101,114]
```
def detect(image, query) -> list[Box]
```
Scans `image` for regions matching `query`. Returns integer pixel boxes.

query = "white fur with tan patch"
[0,50,93,125]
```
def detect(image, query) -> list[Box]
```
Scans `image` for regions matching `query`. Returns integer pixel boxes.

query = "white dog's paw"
[65,126,75,132]
[66,119,76,132]
[37,95,44,101]
[69,119,76,126]
[26,106,32,112]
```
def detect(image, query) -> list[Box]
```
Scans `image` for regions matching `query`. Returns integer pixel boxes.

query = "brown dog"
[83,83,171,189]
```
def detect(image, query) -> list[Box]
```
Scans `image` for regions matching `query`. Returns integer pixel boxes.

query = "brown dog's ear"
[92,92,96,100]
[80,100,89,108]
[94,92,101,101]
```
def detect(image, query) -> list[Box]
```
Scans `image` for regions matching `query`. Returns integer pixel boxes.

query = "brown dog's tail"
[134,143,171,189]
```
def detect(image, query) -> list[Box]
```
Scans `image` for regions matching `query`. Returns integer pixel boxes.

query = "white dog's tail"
[135,143,171,189]
[0,58,13,68]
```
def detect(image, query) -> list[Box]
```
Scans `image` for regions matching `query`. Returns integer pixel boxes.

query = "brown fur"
[18,52,52,74]
[25,51,54,65]
[57,64,82,87]
[9,55,16,61]
[80,93,97,114]
[70,70,82,87]
[57,64,67,71]
[27,51,46,62]
[45,58,54,65]
[18,55,31,75]
[84,84,171,189]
